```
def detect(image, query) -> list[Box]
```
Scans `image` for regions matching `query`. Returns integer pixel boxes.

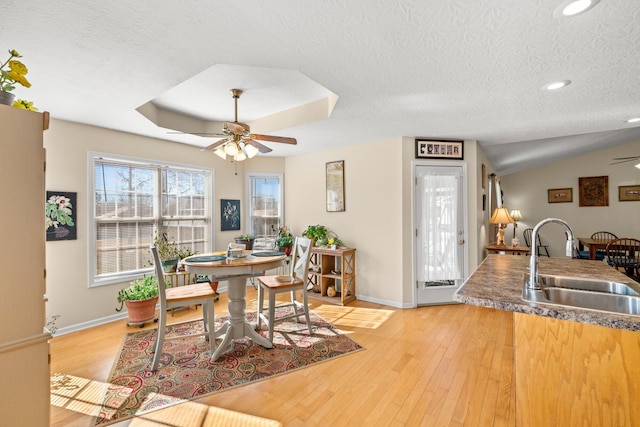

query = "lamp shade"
[489,207,515,225]
[509,209,523,222]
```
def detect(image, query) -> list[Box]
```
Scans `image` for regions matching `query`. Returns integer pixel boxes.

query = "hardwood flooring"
[50,287,515,426]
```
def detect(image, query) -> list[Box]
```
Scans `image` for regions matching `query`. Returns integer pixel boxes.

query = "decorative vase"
[0,91,15,106]
[327,286,337,297]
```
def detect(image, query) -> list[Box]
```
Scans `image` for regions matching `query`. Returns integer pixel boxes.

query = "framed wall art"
[547,188,573,203]
[326,160,345,212]
[618,185,640,202]
[221,199,241,231]
[415,139,463,160]
[46,191,77,241]
[578,176,609,207]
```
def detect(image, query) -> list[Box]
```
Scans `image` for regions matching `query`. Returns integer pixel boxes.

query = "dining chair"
[150,245,217,371]
[589,231,618,260]
[256,236,314,343]
[605,238,640,279]
[523,228,550,257]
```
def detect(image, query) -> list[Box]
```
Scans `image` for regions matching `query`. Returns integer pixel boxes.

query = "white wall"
[44,119,284,330]
[500,140,640,256]
[284,138,405,306]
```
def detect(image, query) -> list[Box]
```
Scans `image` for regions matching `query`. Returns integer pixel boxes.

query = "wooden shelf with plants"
[306,246,356,306]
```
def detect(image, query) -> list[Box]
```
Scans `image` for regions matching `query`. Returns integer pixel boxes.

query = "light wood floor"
[50,287,515,426]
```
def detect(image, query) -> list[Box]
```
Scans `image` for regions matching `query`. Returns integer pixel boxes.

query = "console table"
[485,244,530,256]
[307,247,356,305]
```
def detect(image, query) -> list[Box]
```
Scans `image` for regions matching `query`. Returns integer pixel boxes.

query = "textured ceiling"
[3,0,640,174]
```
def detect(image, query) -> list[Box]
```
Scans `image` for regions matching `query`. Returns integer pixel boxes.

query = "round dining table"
[181,250,286,361]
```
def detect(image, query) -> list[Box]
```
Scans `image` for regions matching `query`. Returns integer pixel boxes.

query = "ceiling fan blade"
[201,138,229,151]
[168,131,228,138]
[249,134,297,145]
[245,139,272,153]
[611,156,640,160]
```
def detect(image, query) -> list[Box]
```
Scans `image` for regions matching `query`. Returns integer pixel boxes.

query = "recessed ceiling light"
[543,80,571,91]
[554,0,600,18]
[626,117,640,123]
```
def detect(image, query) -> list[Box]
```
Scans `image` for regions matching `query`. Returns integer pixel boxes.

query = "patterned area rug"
[95,309,363,425]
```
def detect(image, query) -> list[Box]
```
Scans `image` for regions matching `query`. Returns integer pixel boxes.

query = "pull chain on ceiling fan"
[171,88,297,162]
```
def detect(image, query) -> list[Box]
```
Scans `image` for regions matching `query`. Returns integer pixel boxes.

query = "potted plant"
[152,231,180,273]
[235,233,255,250]
[274,225,294,255]
[302,224,343,248]
[0,48,36,108]
[115,275,163,327]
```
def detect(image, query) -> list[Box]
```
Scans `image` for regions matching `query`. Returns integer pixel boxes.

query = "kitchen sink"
[523,274,640,315]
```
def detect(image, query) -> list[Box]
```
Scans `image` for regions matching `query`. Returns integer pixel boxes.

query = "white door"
[415,164,466,305]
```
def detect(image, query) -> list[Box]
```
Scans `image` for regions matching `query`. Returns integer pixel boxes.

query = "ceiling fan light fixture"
[245,143,259,158]
[214,147,226,159]
[234,151,247,161]
[224,142,238,156]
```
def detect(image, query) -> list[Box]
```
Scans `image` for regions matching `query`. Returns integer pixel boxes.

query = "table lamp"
[510,209,523,238]
[489,206,514,246]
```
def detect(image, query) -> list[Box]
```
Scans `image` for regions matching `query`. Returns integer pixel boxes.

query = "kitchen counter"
[454,254,640,331]
[456,254,640,425]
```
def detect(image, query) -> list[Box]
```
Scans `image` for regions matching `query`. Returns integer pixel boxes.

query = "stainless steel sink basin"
[523,274,640,315]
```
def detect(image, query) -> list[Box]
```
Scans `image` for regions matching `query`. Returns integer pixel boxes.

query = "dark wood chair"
[591,231,618,260]
[523,228,550,257]
[605,238,640,279]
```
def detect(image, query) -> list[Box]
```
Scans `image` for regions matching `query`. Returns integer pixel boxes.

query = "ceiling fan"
[610,155,640,166]
[172,89,297,161]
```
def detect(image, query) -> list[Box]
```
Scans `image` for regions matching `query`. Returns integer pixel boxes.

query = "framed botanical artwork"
[221,199,240,231]
[46,191,77,241]
[618,185,640,202]
[415,139,463,160]
[578,176,609,207]
[326,160,345,212]
[547,188,573,203]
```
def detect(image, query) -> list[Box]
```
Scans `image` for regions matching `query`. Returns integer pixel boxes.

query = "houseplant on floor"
[115,275,164,327]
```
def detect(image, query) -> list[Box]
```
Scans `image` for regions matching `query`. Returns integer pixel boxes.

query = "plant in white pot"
[151,232,180,273]
[115,275,164,327]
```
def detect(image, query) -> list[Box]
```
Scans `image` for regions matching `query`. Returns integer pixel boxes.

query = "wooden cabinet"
[0,105,50,426]
[307,247,356,305]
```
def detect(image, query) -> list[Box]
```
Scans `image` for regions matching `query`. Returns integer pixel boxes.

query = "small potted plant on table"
[152,232,180,273]
[115,275,163,327]
[275,225,294,255]
[235,233,255,250]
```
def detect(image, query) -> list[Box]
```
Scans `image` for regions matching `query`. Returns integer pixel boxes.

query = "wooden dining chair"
[605,238,640,279]
[590,231,618,260]
[150,245,217,371]
[256,237,314,343]
[523,228,550,257]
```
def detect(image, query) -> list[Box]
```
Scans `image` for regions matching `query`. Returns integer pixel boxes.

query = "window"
[90,154,213,286]
[246,173,283,249]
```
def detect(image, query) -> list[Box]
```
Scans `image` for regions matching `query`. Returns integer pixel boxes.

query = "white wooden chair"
[150,245,217,371]
[256,237,314,342]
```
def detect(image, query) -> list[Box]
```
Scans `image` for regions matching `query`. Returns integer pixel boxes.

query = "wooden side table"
[485,244,530,256]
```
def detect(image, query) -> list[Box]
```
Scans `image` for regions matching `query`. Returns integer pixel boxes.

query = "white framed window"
[89,153,214,286]
[246,173,283,249]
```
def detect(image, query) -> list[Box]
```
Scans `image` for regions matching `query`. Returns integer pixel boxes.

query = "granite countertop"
[454,254,640,332]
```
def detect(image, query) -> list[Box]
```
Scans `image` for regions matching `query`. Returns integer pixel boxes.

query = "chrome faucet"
[528,218,576,290]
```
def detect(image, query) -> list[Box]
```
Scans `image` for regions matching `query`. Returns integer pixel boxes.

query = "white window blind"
[91,155,212,286]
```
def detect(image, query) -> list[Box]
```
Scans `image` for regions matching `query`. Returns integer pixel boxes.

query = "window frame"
[245,172,284,249]
[88,152,215,287]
